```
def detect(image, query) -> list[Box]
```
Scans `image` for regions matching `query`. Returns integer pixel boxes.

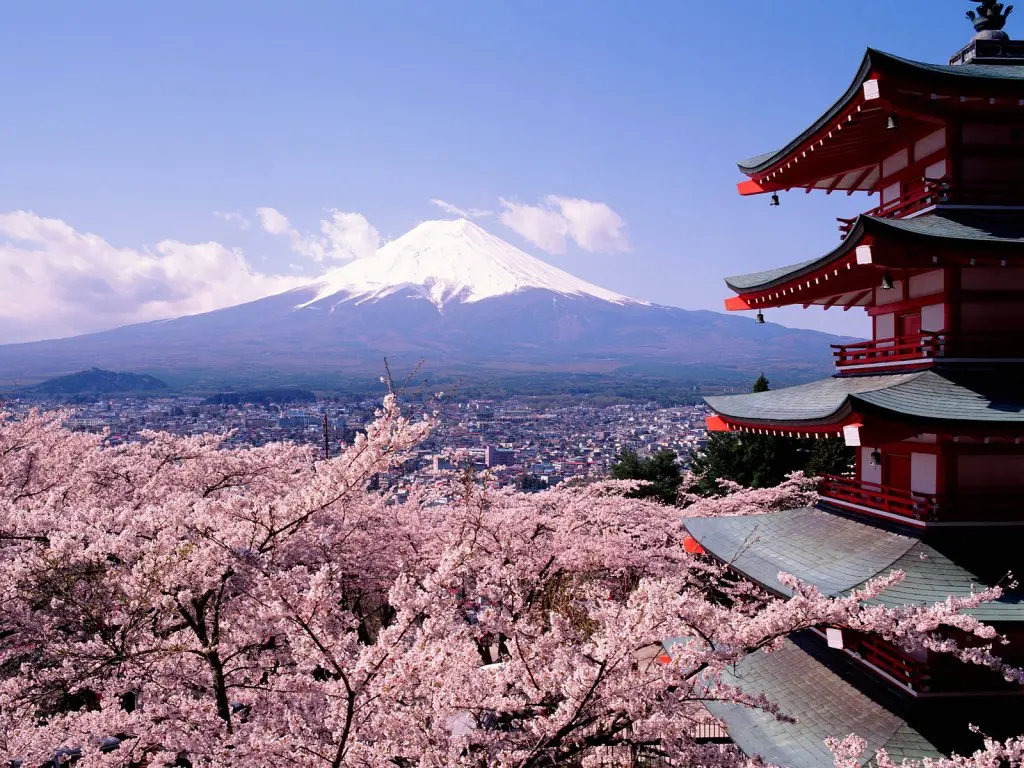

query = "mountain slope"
[0,219,851,385]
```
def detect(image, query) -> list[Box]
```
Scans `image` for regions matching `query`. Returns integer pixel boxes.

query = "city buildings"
[690,6,1024,765]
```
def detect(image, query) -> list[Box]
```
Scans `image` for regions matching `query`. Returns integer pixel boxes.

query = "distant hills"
[0,220,854,389]
[28,368,169,395]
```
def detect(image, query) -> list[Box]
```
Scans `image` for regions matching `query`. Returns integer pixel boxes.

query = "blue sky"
[0,1,985,342]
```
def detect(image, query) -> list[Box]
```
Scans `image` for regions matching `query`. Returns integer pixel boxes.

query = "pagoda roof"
[725,210,1024,295]
[704,369,1024,430]
[684,506,1024,623]
[739,49,1024,179]
[703,635,942,768]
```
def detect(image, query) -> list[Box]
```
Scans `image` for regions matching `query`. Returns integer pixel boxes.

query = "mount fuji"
[0,219,845,386]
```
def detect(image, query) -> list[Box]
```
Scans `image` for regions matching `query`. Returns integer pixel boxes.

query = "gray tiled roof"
[853,370,1024,423]
[704,639,942,768]
[704,374,920,424]
[684,507,1024,622]
[685,508,913,595]
[724,212,1024,293]
[875,210,1024,244]
[739,49,1024,174]
[705,370,1024,427]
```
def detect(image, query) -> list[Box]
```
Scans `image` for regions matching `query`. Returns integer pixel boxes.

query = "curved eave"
[724,219,867,295]
[724,212,1024,310]
[736,49,1024,191]
[705,412,856,438]
[685,507,1024,623]
[737,50,876,176]
[706,371,1024,436]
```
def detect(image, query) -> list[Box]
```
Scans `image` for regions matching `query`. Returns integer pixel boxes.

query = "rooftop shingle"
[705,370,1024,427]
[684,507,1024,622]
[704,638,943,768]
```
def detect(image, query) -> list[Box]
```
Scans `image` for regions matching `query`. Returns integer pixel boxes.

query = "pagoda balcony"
[818,475,937,524]
[832,332,946,371]
[837,179,1024,240]
[820,476,1024,526]
[832,331,1024,372]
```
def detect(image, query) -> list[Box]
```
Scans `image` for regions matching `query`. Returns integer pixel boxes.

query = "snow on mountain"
[298,218,644,310]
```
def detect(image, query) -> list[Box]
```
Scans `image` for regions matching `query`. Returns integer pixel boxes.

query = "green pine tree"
[610,448,683,505]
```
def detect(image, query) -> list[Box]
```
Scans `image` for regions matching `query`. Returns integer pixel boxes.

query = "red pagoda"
[687,5,1024,765]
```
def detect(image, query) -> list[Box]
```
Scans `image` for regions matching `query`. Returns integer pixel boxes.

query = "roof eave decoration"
[723,212,1024,311]
[723,219,871,311]
[735,48,1024,195]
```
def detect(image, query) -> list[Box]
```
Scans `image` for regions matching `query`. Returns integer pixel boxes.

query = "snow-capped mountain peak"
[297,218,644,310]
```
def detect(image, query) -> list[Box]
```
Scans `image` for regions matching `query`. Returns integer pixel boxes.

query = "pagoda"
[687,5,1024,765]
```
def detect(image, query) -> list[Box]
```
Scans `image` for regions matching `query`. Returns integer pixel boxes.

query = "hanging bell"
[886,113,900,131]
[769,193,781,207]
[755,311,766,325]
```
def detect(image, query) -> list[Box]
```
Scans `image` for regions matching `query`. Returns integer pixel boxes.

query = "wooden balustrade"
[818,475,938,522]
[836,179,1024,239]
[832,333,945,369]
[832,331,1024,371]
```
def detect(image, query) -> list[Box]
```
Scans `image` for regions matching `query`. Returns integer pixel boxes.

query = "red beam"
[823,294,844,311]
[724,296,753,311]
[737,179,772,196]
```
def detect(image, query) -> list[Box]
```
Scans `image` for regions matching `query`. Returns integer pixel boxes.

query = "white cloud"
[257,206,292,236]
[0,211,306,344]
[498,195,630,255]
[213,210,251,230]
[259,206,380,262]
[429,199,492,220]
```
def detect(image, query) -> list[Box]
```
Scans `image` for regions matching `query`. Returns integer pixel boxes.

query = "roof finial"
[967,1,1014,39]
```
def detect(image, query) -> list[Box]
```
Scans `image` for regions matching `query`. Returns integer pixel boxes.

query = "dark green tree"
[611,449,683,505]
[752,373,770,393]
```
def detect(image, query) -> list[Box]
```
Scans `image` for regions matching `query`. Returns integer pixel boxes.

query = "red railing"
[818,475,938,522]
[837,179,1024,239]
[833,331,1024,370]
[832,332,946,369]
[847,633,931,691]
[837,180,946,238]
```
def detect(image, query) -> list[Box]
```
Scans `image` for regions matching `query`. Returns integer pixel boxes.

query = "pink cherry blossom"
[0,401,1020,767]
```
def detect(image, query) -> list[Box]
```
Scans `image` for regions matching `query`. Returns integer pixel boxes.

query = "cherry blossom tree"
[0,399,1022,767]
